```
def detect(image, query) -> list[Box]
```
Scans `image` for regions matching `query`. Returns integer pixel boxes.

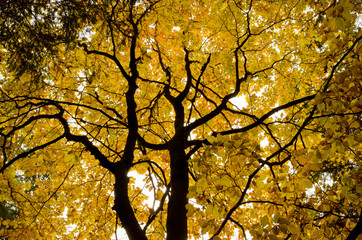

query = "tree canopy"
[0,0,361,239]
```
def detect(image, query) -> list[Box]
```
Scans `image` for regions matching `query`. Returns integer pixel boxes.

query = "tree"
[0,0,361,239]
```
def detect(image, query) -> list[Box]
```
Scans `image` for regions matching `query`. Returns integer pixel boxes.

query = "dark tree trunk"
[166,137,189,240]
[346,210,362,240]
[113,167,147,240]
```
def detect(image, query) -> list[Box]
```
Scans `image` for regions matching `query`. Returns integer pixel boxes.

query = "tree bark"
[166,137,189,240]
[113,167,147,240]
[346,210,362,240]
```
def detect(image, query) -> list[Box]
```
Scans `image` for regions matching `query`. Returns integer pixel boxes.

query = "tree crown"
[0,0,361,239]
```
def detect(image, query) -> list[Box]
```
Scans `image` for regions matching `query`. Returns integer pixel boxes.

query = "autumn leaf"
[0,0,361,240]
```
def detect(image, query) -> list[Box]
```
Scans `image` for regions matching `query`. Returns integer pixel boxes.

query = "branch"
[26,165,74,229]
[211,104,317,238]
[185,73,249,134]
[13,101,118,172]
[0,134,65,173]
[176,47,193,102]
[4,96,125,126]
[346,209,362,240]
[187,53,212,123]
[219,94,315,135]
[230,217,247,240]
[322,36,362,92]
[143,183,171,232]
[57,114,117,172]
[210,165,260,239]
[81,44,130,81]
[137,134,168,150]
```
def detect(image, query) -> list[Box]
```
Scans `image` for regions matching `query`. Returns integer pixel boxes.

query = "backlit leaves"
[1,0,361,239]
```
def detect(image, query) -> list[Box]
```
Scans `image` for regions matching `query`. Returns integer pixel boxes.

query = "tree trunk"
[346,210,362,240]
[113,168,147,240]
[166,138,189,240]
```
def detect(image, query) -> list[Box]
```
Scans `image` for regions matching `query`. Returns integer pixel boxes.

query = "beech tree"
[0,0,361,239]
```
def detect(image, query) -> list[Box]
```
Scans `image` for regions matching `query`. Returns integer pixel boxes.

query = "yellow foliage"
[0,0,361,239]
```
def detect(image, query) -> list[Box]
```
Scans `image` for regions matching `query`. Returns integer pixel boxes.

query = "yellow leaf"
[288,223,299,235]
[309,163,321,171]
[297,155,308,165]
[356,184,362,194]
[156,189,163,201]
[261,215,269,227]
[196,177,208,192]
[300,178,313,189]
